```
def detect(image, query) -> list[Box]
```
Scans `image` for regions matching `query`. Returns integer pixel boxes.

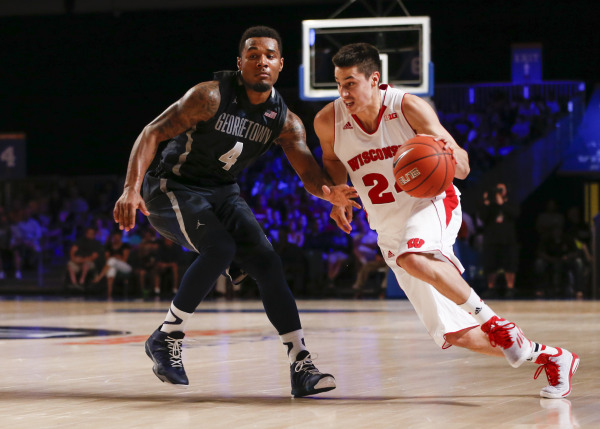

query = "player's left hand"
[322,184,361,209]
[330,204,354,234]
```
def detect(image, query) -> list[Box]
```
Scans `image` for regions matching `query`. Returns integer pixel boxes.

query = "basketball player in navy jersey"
[113,26,360,397]
[314,43,578,399]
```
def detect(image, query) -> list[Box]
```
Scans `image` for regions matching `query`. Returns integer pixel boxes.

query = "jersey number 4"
[218,142,244,171]
[363,173,402,204]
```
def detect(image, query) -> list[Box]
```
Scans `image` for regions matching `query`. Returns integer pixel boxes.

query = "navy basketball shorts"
[141,173,273,261]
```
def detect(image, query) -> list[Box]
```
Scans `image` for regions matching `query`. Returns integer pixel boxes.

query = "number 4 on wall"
[0,134,26,179]
[1,146,16,167]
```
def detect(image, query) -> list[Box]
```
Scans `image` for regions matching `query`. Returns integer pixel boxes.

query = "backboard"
[300,16,432,101]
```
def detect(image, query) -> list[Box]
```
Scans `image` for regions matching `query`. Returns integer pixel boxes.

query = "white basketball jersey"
[333,85,453,234]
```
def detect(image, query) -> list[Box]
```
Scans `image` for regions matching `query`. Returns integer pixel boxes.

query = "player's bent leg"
[481,316,533,368]
[444,327,504,357]
[397,253,534,368]
[225,196,336,397]
[396,252,471,304]
[239,242,337,397]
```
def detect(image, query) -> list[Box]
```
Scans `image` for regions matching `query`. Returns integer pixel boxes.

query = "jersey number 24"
[363,172,402,204]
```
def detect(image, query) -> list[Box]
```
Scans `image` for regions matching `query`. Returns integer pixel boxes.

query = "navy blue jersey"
[154,70,288,186]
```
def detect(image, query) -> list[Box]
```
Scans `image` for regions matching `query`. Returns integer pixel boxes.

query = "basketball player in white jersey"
[313,43,579,399]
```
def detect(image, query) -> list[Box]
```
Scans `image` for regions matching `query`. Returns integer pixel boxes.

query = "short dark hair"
[239,26,283,56]
[332,43,381,78]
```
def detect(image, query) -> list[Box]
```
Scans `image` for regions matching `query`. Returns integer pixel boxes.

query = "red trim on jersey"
[443,184,459,227]
[332,103,338,153]
[399,92,417,133]
[351,85,389,135]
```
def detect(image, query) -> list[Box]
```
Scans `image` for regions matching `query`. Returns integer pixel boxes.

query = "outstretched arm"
[276,109,360,208]
[314,103,356,234]
[402,94,470,180]
[113,81,221,231]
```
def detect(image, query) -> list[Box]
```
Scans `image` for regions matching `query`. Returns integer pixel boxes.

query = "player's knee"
[196,233,236,262]
[244,247,283,278]
[213,237,236,262]
[396,253,427,275]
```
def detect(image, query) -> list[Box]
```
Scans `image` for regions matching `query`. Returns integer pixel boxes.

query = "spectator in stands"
[32,197,62,260]
[276,225,308,296]
[0,206,10,280]
[9,206,43,280]
[94,215,112,245]
[478,183,519,299]
[350,212,386,298]
[511,115,531,145]
[93,231,132,299]
[57,200,78,254]
[565,206,592,299]
[534,226,584,299]
[286,219,305,248]
[66,183,89,215]
[67,226,103,288]
[133,227,160,297]
[324,226,355,293]
[252,194,271,225]
[153,236,183,296]
[351,247,387,299]
[351,212,379,266]
[535,199,565,240]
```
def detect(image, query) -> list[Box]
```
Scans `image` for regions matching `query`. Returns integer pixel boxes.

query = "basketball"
[392,135,455,198]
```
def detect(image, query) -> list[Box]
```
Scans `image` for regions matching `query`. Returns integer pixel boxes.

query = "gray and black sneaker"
[144,327,189,385]
[290,350,336,397]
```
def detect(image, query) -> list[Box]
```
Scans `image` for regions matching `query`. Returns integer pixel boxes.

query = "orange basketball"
[392,135,455,198]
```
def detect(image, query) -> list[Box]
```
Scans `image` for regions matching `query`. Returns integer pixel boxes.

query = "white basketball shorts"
[377,192,479,348]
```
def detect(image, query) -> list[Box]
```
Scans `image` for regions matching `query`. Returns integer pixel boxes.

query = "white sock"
[280,329,307,363]
[159,302,192,334]
[527,343,560,363]
[458,289,497,325]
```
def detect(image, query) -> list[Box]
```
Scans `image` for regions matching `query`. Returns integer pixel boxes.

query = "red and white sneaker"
[481,316,533,368]
[534,348,580,398]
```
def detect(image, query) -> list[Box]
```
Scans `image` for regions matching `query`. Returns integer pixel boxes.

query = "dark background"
[0,0,597,176]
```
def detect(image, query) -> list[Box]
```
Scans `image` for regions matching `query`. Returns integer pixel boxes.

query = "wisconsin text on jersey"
[346,144,402,172]
[214,112,273,144]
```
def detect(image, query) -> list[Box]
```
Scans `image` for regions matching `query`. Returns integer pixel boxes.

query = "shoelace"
[294,354,321,375]
[534,355,559,386]
[486,320,516,349]
[166,337,183,368]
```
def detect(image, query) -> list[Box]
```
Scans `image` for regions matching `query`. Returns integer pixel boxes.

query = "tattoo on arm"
[276,111,307,151]
[149,81,221,141]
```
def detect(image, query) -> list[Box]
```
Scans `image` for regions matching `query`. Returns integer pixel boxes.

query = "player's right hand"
[113,188,150,232]
[330,205,354,234]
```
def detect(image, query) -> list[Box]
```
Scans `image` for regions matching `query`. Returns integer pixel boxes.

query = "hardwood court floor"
[0,298,598,429]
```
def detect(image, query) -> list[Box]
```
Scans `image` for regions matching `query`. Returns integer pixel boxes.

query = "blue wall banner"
[511,43,542,83]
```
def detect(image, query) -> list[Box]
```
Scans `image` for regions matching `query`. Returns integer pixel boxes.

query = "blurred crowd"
[0,89,590,300]
[437,91,571,184]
